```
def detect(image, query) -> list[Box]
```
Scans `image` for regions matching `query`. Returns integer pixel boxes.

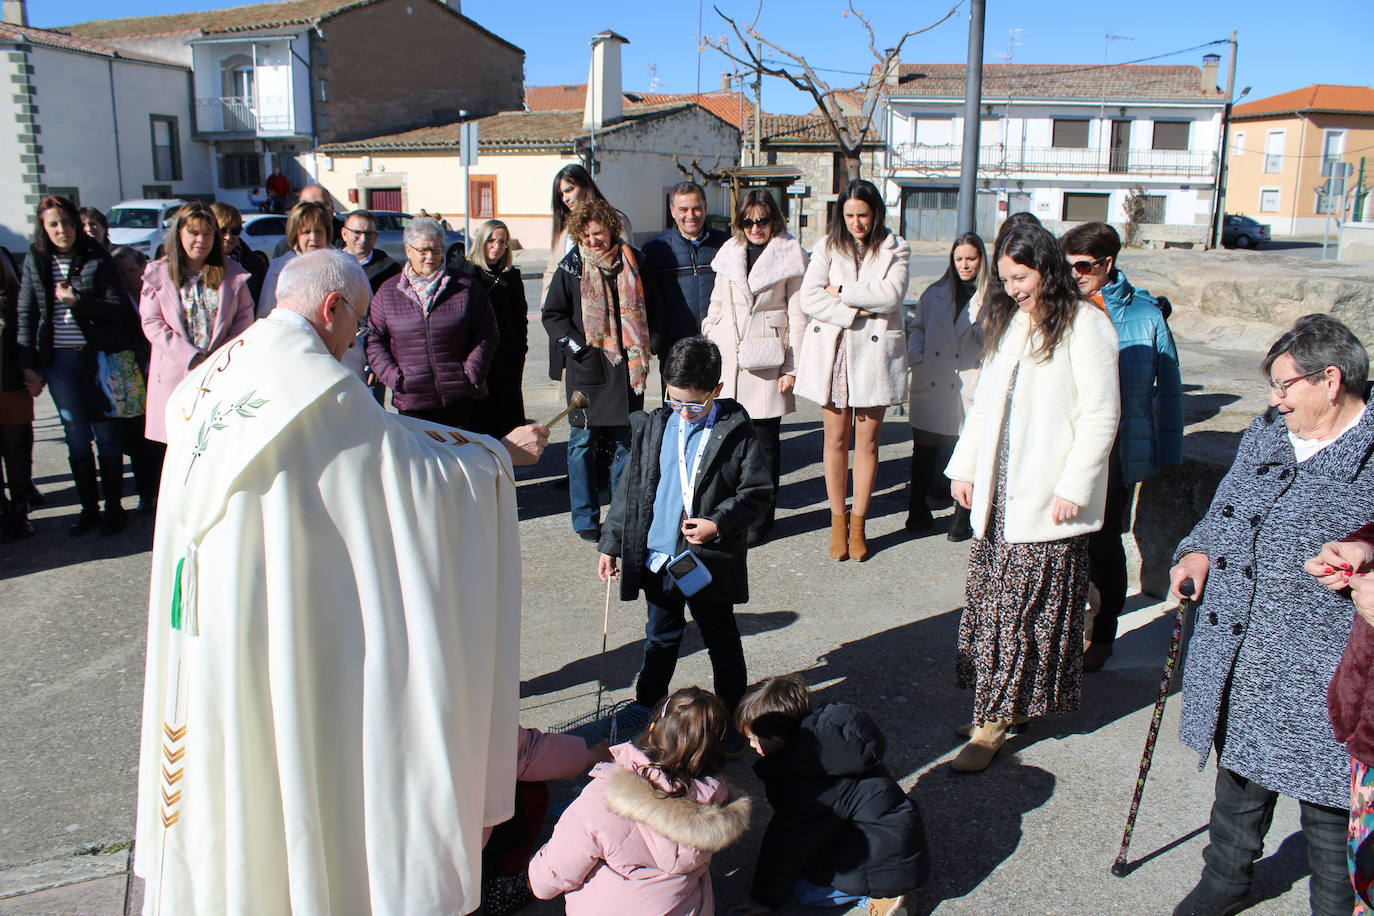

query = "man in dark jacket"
[736,674,929,915]
[641,182,728,370]
[340,210,402,293]
[597,336,770,713]
[1061,222,1183,672]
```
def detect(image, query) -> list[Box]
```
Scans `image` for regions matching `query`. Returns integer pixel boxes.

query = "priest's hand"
[501,423,550,466]
[598,554,620,581]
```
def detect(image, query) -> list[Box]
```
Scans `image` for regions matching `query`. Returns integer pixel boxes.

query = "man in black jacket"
[597,336,770,713]
[641,182,728,372]
[340,210,401,292]
[737,674,930,915]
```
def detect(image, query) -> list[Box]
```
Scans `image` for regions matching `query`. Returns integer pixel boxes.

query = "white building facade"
[882,60,1227,245]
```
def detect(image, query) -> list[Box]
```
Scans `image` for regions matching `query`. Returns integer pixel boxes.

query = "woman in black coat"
[16,195,140,535]
[466,219,528,439]
[541,199,660,539]
[0,246,39,540]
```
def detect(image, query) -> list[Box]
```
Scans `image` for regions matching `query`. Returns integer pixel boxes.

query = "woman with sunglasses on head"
[256,201,334,317]
[540,164,632,303]
[944,222,1120,773]
[1059,222,1183,672]
[140,203,256,455]
[366,217,498,430]
[701,190,807,544]
[796,179,910,562]
[905,231,989,541]
[211,202,267,303]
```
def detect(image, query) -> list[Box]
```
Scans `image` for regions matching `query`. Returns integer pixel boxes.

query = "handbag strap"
[727,281,742,356]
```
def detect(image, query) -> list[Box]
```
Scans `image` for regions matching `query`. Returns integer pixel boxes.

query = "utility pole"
[957,0,986,236]
[753,42,763,166]
[1209,31,1239,249]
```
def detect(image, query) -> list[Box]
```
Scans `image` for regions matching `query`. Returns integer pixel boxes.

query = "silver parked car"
[369,211,466,267]
[1222,214,1271,249]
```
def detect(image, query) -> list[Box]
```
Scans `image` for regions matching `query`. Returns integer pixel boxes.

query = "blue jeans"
[794,877,869,909]
[567,424,629,532]
[44,347,121,461]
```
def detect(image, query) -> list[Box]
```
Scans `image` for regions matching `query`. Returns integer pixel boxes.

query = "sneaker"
[867,894,911,916]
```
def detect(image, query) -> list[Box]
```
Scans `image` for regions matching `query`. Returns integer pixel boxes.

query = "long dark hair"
[945,231,989,296]
[982,224,1085,361]
[733,189,785,243]
[32,195,85,258]
[165,202,226,290]
[550,164,607,246]
[825,179,889,265]
[634,686,728,798]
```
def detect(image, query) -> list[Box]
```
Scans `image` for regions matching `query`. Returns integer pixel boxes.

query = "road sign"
[459,121,479,167]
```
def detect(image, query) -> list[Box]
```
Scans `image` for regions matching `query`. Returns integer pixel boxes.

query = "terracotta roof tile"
[318,103,696,152]
[1233,84,1374,118]
[524,84,748,128]
[892,62,1223,101]
[0,21,185,65]
[58,0,372,38]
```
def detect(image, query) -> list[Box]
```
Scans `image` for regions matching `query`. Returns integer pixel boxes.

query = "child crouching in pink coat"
[528,687,752,915]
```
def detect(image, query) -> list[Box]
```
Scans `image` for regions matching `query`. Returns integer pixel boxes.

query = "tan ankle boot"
[849,513,869,562]
[829,512,849,560]
[955,713,1032,738]
[951,718,1012,773]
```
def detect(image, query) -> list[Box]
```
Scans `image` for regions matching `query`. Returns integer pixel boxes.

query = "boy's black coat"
[599,399,770,605]
[751,703,930,907]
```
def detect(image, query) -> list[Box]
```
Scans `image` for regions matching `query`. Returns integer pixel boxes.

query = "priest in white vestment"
[133,249,546,915]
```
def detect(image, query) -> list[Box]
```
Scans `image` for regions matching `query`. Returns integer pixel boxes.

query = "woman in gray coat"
[1169,314,1374,916]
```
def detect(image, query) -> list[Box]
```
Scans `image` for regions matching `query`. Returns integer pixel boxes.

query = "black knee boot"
[0,426,34,540]
[98,454,128,536]
[906,443,937,533]
[68,456,102,536]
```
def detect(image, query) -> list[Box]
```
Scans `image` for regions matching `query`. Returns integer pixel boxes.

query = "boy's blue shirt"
[646,405,717,570]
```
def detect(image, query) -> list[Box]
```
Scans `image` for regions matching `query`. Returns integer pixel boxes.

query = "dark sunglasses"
[1068,256,1108,275]
[739,218,771,229]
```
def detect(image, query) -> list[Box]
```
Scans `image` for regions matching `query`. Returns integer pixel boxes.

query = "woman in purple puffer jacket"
[365,217,498,429]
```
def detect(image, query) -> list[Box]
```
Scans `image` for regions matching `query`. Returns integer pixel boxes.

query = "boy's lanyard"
[676,411,716,517]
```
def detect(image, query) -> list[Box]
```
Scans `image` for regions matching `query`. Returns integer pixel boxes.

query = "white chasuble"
[133,316,520,915]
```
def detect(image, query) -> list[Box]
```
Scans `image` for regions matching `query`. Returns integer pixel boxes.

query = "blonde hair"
[467,219,512,272]
[166,203,225,290]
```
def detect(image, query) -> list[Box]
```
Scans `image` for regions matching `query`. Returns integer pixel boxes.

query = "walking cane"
[1111,579,1195,877]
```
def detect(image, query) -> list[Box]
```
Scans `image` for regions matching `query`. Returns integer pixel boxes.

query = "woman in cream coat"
[796,179,910,562]
[702,190,807,543]
[944,223,1120,773]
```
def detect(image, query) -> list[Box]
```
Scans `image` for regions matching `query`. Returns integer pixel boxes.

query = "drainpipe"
[107,59,126,200]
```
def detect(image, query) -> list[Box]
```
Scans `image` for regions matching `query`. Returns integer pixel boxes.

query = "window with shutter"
[1052,120,1090,148]
[1152,121,1190,151]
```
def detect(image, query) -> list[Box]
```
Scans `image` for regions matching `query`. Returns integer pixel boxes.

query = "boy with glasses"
[1060,221,1184,671]
[597,336,771,719]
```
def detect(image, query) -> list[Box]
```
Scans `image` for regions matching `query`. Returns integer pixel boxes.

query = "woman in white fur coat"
[944,223,1120,773]
[796,179,911,562]
[702,190,808,542]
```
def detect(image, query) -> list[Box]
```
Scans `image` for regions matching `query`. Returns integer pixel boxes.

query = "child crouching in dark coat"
[736,674,930,916]
[598,336,771,715]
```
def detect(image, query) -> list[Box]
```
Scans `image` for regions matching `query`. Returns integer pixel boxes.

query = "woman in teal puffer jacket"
[1060,221,1183,670]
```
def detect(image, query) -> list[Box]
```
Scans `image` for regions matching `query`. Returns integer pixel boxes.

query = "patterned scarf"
[403,263,447,314]
[578,242,650,394]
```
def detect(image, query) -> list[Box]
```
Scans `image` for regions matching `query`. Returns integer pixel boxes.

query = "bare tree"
[705,1,961,183]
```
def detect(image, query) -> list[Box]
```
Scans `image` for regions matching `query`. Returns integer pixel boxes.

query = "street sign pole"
[458,112,478,254]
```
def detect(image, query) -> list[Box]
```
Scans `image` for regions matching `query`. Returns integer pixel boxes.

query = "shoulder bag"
[728,281,784,370]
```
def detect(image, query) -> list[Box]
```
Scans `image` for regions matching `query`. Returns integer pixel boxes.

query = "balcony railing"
[194,96,293,134]
[891,143,1217,178]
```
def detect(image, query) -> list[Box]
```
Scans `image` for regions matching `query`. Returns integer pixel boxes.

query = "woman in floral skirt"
[944,223,1120,772]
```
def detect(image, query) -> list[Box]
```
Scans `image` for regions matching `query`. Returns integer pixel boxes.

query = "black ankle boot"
[947,504,973,542]
[99,455,128,536]
[68,456,102,536]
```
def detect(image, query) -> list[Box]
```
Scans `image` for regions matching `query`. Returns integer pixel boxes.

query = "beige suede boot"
[951,718,1012,773]
[848,513,869,562]
[829,512,849,561]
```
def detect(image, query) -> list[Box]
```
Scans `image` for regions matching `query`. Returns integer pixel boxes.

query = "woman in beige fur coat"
[796,180,911,561]
[702,190,807,542]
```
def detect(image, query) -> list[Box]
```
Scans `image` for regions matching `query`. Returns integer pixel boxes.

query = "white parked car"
[106,199,187,258]
[239,213,289,259]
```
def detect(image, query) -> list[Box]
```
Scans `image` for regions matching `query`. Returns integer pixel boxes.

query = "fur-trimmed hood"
[604,767,751,853]
[711,234,807,295]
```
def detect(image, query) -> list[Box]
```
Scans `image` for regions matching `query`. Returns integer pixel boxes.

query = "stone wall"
[1341,222,1374,262]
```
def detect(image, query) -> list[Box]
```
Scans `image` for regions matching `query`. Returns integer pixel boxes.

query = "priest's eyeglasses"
[337,295,367,335]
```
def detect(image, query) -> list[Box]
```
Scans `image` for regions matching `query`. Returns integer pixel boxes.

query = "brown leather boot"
[951,718,1012,773]
[849,513,869,562]
[829,512,849,561]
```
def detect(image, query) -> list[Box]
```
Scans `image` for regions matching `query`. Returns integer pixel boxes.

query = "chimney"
[883,49,900,90]
[1201,53,1220,93]
[3,0,28,26]
[720,73,731,92]
[584,30,629,130]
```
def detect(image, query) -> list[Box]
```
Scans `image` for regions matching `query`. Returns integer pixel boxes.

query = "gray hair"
[402,216,445,249]
[274,249,370,318]
[1262,313,1370,397]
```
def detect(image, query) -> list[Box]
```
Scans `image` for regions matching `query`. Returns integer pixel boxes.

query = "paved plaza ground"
[0,279,1313,914]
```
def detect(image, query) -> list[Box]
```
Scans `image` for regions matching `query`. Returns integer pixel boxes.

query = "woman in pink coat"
[702,190,807,545]
[139,202,255,443]
[528,688,751,916]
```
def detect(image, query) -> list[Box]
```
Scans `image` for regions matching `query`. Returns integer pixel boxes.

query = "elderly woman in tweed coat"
[1169,314,1374,916]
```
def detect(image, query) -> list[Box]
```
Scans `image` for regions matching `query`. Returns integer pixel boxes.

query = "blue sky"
[33,0,1371,114]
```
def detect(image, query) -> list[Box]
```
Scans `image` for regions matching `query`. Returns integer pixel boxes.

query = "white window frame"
[1263,129,1285,174]
[1258,187,1281,213]
[1232,129,1245,157]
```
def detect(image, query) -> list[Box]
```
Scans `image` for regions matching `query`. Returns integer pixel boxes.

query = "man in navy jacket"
[641,181,729,374]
